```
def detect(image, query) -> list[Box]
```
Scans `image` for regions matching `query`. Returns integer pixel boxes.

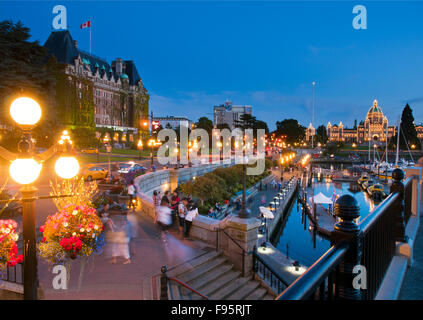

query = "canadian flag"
[80,20,91,29]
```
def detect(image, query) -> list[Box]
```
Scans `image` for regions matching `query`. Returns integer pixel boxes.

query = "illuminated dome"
[366,99,384,124]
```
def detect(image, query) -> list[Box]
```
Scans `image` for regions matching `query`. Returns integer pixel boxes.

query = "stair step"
[245,287,267,300]
[189,264,234,290]
[181,256,228,284]
[210,277,250,300]
[169,280,182,300]
[195,270,241,299]
[263,294,275,300]
[168,251,222,278]
[226,281,260,300]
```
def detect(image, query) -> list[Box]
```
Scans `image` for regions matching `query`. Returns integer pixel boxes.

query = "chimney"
[74,40,78,48]
[115,58,123,75]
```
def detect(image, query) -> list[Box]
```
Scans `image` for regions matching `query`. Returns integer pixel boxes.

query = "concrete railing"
[134,160,235,219]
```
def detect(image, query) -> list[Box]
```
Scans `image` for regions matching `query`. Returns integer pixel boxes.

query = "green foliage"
[316,125,328,144]
[0,20,61,148]
[179,163,271,213]
[195,117,213,134]
[390,104,421,150]
[70,127,97,149]
[274,119,306,144]
[234,114,257,130]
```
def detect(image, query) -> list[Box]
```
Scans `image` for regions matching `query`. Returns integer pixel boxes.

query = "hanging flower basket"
[0,219,23,271]
[38,204,104,264]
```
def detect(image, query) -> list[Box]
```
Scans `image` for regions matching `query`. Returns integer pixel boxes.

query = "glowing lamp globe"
[9,158,42,184]
[10,97,42,126]
[55,156,80,179]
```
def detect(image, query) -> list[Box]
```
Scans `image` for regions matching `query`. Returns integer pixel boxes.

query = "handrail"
[253,250,289,287]
[221,229,245,253]
[276,241,349,300]
[359,192,399,234]
[168,277,210,300]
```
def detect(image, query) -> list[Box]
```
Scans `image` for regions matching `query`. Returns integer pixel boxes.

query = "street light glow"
[9,158,42,184]
[55,156,80,179]
[10,97,42,126]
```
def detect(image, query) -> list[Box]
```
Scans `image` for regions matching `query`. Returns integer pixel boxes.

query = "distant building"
[327,99,396,143]
[152,116,193,130]
[213,100,252,130]
[305,123,315,142]
[43,30,149,135]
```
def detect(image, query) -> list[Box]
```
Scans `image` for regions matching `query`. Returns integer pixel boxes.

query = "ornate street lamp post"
[147,138,156,170]
[238,156,251,219]
[137,139,143,160]
[0,97,79,300]
[103,135,111,182]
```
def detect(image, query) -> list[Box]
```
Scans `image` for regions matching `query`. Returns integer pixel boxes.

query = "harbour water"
[272,177,379,267]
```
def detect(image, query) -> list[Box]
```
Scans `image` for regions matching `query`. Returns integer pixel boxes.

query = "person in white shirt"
[127,180,137,210]
[184,201,198,239]
[178,198,188,237]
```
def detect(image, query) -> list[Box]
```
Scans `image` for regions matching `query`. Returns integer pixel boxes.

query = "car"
[81,148,98,154]
[80,165,108,181]
[117,162,147,174]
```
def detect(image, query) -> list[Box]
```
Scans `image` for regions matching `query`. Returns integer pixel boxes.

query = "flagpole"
[89,17,91,54]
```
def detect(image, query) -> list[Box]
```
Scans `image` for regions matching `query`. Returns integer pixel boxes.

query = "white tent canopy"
[310,192,333,204]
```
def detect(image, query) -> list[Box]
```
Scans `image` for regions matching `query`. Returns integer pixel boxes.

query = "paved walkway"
[38,209,208,300]
[398,214,423,300]
[240,168,301,218]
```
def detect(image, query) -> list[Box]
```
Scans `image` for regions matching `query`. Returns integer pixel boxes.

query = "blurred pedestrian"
[155,197,172,244]
[107,214,131,264]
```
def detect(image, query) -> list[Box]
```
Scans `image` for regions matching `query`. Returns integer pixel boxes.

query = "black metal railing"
[359,192,399,300]
[277,242,349,300]
[0,262,23,285]
[404,176,413,224]
[253,248,289,295]
[277,168,416,300]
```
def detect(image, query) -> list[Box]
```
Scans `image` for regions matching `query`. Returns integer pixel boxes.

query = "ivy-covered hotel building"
[44,30,149,139]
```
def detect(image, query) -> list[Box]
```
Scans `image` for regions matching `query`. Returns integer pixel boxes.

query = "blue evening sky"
[1,1,422,130]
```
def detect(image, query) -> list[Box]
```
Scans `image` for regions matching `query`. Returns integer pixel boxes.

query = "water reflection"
[273,178,377,267]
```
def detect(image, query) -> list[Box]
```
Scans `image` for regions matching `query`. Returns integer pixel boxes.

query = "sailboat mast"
[385,121,388,163]
[368,125,371,163]
[395,117,400,166]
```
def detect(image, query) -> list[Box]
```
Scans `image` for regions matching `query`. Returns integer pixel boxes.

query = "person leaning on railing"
[184,201,199,240]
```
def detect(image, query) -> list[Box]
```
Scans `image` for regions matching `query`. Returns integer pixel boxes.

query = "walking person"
[108,214,131,264]
[127,180,137,210]
[184,201,198,240]
[154,197,172,244]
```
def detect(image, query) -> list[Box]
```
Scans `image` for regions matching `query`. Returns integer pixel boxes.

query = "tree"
[316,125,328,144]
[195,117,213,134]
[234,113,257,130]
[253,120,269,134]
[390,104,421,150]
[274,119,306,144]
[0,20,61,148]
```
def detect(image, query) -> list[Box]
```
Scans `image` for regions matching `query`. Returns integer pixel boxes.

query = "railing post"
[160,265,168,300]
[390,168,406,242]
[330,194,362,300]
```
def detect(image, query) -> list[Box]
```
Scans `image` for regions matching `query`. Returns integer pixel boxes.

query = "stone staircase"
[166,250,275,300]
